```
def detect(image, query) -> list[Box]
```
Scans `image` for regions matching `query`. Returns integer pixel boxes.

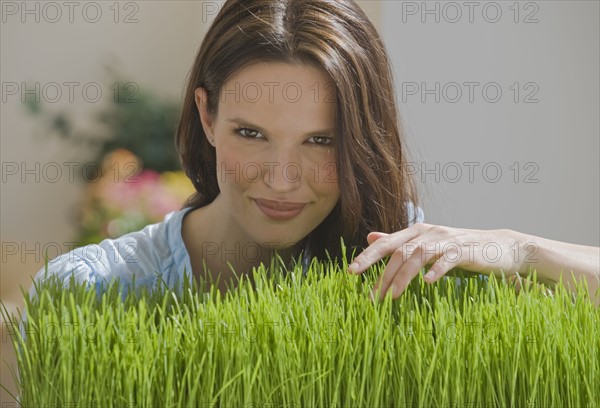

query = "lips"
[254,199,307,220]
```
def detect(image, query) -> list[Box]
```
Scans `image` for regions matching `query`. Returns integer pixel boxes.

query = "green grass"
[2,243,599,407]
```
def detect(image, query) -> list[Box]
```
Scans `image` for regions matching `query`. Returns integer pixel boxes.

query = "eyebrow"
[226,118,334,137]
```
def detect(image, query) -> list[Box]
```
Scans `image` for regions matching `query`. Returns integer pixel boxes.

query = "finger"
[367,231,388,245]
[371,246,412,300]
[422,247,462,284]
[349,230,420,274]
[387,243,443,299]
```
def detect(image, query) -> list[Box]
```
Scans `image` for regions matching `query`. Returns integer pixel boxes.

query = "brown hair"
[175,0,419,261]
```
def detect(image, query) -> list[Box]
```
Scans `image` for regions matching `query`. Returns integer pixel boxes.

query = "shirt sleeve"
[25,210,186,306]
[27,249,98,301]
[28,237,166,303]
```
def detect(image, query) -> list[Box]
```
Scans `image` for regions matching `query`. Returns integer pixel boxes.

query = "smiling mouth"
[254,199,307,220]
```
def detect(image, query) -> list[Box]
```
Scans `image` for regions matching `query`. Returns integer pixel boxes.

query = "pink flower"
[79,149,197,240]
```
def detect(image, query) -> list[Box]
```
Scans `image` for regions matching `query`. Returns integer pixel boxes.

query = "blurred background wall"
[1,0,598,403]
[385,1,599,246]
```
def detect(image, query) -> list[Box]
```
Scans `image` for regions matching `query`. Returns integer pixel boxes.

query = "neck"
[182,195,299,294]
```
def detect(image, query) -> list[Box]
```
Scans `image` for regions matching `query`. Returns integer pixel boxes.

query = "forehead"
[226,61,333,87]
[218,62,337,124]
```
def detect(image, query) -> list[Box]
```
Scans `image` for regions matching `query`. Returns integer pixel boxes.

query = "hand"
[347,223,530,301]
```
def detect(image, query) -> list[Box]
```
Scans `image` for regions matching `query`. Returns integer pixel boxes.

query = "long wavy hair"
[175,0,419,262]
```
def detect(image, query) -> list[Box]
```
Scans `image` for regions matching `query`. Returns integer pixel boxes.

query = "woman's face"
[195,62,340,248]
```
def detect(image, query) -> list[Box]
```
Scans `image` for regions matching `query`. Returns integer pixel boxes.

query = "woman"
[29,0,599,305]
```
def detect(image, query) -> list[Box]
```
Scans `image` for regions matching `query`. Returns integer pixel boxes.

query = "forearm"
[514,230,600,305]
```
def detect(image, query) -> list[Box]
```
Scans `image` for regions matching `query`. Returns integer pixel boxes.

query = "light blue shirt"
[28,203,425,301]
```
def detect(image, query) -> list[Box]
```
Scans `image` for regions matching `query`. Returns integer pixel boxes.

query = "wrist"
[505,229,538,277]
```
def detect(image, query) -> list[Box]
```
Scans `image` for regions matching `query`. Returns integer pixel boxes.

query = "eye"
[308,136,334,146]
[235,127,263,139]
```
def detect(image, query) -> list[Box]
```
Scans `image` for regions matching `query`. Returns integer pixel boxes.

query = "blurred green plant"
[24,75,182,173]
[24,72,195,244]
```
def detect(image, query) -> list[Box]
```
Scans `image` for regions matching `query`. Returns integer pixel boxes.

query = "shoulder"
[29,208,193,298]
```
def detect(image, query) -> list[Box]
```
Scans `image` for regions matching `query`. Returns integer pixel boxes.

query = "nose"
[262,146,302,193]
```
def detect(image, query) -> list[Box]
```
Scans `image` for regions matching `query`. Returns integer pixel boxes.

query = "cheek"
[215,142,254,190]
[325,161,341,207]
[217,139,268,182]
[310,159,339,197]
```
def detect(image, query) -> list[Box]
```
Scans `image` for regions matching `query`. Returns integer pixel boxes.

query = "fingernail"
[425,272,434,281]
[390,283,398,297]
[348,262,359,273]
